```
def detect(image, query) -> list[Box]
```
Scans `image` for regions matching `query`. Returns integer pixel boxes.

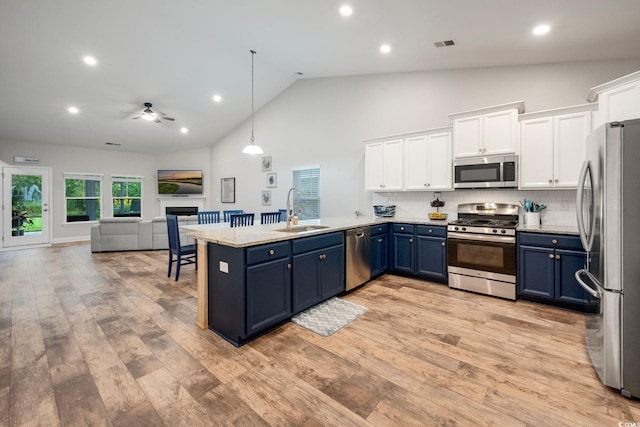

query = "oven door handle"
[447,232,515,244]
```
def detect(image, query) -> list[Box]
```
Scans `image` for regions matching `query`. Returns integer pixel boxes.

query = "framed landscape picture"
[221,177,235,203]
[267,172,277,188]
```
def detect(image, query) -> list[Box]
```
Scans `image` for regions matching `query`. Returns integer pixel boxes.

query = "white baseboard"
[52,236,91,244]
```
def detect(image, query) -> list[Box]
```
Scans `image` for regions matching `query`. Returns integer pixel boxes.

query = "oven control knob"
[501,229,506,234]
[454,226,459,231]
[461,227,466,231]
[492,229,498,233]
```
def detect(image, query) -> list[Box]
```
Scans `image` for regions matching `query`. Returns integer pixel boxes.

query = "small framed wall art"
[261,156,272,172]
[266,172,277,188]
[221,177,235,203]
[261,190,272,206]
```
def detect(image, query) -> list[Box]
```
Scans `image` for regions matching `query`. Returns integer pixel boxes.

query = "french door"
[2,166,51,248]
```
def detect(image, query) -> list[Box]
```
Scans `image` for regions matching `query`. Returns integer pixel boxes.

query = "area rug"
[291,297,368,337]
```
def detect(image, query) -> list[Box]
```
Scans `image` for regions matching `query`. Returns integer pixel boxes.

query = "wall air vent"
[105,142,121,147]
[434,40,456,48]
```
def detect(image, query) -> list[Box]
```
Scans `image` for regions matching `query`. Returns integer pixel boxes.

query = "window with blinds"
[293,167,320,220]
[63,172,103,222]
[111,175,143,218]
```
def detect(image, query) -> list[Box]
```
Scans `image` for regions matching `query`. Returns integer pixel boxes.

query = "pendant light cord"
[250,49,256,142]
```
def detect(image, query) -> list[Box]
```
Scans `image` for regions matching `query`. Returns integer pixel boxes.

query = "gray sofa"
[90,216,198,252]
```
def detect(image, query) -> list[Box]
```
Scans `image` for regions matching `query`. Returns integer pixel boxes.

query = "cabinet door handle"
[441,242,445,246]
[427,183,430,187]
[378,238,383,243]
[409,239,413,243]
[424,183,428,187]
[478,148,482,153]
[555,179,559,183]
[555,254,561,259]
[269,249,275,255]
[319,254,323,260]
[400,227,405,231]
[551,239,558,244]
[428,229,432,233]
[287,263,292,269]
[549,253,554,259]
[548,179,553,183]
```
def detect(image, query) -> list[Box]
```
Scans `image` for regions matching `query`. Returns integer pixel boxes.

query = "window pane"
[112,180,141,197]
[293,168,320,220]
[113,198,141,217]
[65,178,101,197]
[66,199,101,221]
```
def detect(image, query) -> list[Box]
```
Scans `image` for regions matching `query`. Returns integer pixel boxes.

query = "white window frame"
[292,165,320,220]
[63,172,103,224]
[110,174,144,218]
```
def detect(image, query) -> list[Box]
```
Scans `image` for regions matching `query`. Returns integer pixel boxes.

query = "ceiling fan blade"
[161,116,175,121]
[132,116,141,120]
[154,118,162,124]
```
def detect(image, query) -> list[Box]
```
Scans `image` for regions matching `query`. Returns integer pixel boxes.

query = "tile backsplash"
[371,189,577,226]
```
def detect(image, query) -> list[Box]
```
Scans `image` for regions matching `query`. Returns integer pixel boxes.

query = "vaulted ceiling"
[1,0,640,154]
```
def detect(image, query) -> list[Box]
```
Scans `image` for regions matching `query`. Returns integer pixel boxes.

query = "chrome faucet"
[286,187,299,229]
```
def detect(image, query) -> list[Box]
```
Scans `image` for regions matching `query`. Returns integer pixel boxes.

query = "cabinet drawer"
[247,241,291,265]
[416,225,446,238]
[518,232,584,250]
[292,232,344,254]
[393,223,414,234]
[370,224,389,236]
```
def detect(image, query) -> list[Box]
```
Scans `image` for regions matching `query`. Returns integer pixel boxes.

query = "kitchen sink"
[274,225,330,233]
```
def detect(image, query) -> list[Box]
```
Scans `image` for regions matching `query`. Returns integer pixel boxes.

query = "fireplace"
[165,206,199,216]
[158,197,205,217]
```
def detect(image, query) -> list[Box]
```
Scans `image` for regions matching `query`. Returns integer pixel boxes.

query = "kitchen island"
[183,216,447,345]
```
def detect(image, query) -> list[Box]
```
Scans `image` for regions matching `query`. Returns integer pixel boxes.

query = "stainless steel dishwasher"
[345,227,371,291]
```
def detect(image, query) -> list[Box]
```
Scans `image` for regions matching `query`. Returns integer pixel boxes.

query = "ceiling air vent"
[434,40,456,48]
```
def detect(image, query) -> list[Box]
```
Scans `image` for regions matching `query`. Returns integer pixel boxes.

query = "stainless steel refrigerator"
[576,118,640,398]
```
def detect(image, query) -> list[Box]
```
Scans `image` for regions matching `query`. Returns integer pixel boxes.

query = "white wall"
[209,59,640,225]
[0,141,156,243]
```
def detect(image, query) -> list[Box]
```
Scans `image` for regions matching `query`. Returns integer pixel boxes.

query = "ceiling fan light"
[141,113,155,121]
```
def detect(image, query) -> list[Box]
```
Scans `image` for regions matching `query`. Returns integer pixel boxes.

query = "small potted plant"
[11,208,33,236]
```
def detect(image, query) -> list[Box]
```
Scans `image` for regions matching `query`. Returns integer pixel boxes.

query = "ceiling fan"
[126,102,175,123]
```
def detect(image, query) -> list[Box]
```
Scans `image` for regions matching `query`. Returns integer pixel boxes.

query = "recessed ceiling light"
[212,94,222,103]
[83,56,97,66]
[532,24,551,36]
[67,106,79,114]
[180,127,189,134]
[339,5,353,16]
[380,44,392,54]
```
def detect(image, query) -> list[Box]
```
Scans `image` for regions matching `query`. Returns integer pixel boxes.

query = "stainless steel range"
[447,203,519,300]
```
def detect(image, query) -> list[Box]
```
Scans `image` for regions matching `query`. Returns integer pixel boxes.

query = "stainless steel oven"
[447,203,519,300]
[454,154,518,189]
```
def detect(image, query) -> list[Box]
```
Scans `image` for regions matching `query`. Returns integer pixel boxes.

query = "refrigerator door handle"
[576,160,595,252]
[575,268,602,298]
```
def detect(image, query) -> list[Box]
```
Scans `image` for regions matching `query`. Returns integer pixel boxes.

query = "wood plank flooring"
[1,242,639,426]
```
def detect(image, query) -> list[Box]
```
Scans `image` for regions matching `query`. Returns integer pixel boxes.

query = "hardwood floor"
[1,242,639,426]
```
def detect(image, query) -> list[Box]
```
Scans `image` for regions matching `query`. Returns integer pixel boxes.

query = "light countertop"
[182,216,448,248]
[182,215,578,248]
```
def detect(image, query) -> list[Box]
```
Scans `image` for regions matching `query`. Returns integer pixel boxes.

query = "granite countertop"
[182,216,449,248]
[516,224,579,235]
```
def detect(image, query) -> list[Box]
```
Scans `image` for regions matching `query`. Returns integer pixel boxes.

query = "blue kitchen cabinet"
[415,225,447,281]
[370,224,389,277]
[392,224,415,273]
[392,223,447,282]
[517,232,597,312]
[208,240,292,346]
[292,232,345,314]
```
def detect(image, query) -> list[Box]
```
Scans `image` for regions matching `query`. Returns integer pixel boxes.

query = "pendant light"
[242,50,263,155]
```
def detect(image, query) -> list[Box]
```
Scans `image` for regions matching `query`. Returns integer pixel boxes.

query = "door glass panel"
[11,174,43,237]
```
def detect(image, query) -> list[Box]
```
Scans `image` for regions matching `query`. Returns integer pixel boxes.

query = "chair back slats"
[166,214,197,280]
[230,213,255,227]
[198,210,220,224]
[261,212,281,224]
[223,210,244,222]
[166,214,181,253]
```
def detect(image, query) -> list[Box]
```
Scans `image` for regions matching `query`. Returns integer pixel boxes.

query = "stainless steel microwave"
[453,154,518,189]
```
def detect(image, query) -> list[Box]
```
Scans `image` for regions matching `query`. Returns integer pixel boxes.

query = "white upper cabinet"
[519,104,596,189]
[363,126,452,192]
[587,70,640,127]
[449,101,525,159]
[364,138,403,191]
[404,129,453,191]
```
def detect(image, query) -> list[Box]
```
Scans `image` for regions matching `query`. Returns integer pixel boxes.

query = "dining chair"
[166,214,197,281]
[198,210,220,224]
[229,213,255,227]
[223,210,244,222]
[278,209,288,222]
[261,212,281,224]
